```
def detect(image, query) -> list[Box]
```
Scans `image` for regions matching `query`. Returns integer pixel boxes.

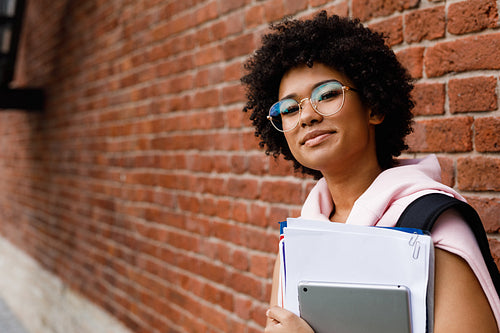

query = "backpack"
[396,193,500,298]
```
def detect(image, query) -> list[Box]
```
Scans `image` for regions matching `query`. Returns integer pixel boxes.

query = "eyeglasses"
[267,80,358,132]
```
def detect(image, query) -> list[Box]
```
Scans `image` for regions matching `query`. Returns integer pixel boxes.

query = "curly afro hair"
[241,11,414,179]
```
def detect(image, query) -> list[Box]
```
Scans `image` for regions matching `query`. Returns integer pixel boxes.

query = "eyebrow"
[280,79,342,101]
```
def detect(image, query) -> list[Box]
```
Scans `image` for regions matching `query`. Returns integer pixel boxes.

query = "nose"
[299,98,323,127]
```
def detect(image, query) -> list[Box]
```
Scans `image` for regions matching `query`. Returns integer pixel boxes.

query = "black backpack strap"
[396,193,500,298]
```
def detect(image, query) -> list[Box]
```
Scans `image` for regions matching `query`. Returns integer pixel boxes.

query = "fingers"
[265,306,314,333]
[266,306,294,324]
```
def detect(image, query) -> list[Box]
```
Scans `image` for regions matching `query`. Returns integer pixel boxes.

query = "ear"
[369,110,385,125]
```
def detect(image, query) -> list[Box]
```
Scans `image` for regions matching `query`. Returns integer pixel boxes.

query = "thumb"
[266,306,295,323]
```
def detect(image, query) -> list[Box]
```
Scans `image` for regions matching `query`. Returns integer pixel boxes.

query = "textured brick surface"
[475,117,500,152]
[411,82,445,116]
[448,0,498,35]
[448,76,497,113]
[396,46,424,78]
[369,16,403,46]
[0,1,498,332]
[457,156,500,191]
[406,117,474,153]
[352,0,418,21]
[404,6,445,43]
[424,33,500,77]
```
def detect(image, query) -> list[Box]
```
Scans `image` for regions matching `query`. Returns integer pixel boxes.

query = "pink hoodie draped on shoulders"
[300,154,500,326]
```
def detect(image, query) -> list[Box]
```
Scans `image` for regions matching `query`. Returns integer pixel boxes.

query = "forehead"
[278,63,352,99]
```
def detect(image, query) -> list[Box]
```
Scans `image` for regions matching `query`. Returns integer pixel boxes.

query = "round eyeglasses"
[267,80,358,132]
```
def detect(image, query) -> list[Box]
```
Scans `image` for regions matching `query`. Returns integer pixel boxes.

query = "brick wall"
[0,0,498,332]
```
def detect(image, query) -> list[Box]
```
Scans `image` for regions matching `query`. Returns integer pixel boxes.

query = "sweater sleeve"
[432,209,500,327]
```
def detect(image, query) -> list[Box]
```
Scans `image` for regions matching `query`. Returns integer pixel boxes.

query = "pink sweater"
[300,154,500,326]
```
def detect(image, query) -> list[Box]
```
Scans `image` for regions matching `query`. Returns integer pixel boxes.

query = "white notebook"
[279,218,434,333]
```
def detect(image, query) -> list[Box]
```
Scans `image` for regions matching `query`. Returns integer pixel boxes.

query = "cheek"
[283,132,293,145]
[283,132,301,156]
[284,131,299,148]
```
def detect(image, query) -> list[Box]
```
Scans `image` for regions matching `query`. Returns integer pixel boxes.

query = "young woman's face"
[278,63,383,176]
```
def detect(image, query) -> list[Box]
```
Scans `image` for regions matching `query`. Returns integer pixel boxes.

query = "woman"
[241,12,499,332]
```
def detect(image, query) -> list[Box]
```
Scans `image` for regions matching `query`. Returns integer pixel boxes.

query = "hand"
[265,306,315,333]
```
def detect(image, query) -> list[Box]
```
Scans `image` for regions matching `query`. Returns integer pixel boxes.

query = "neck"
[323,158,382,223]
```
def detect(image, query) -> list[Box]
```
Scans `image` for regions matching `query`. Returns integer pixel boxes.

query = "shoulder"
[434,247,497,332]
[432,209,499,332]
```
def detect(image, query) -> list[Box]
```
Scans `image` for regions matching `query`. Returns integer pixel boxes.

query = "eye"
[312,81,343,103]
[279,99,300,116]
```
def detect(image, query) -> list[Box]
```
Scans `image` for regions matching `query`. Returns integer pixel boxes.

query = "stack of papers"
[278,218,434,333]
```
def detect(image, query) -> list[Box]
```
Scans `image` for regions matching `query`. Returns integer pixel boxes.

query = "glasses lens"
[311,81,344,116]
[269,99,300,132]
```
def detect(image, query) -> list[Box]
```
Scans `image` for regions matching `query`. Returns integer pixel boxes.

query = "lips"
[300,129,336,146]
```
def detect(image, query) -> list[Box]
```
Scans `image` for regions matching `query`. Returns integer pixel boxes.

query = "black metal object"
[0,0,44,111]
[0,87,43,110]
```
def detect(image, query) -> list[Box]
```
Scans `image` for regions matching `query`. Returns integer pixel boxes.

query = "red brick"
[227,177,260,200]
[248,154,270,176]
[226,107,252,129]
[165,12,195,36]
[222,83,246,104]
[457,156,500,191]
[475,117,500,152]
[232,249,250,271]
[232,201,249,223]
[229,154,247,174]
[234,297,254,324]
[212,13,245,40]
[223,33,256,61]
[395,46,425,79]
[200,303,231,332]
[250,253,274,278]
[448,0,498,35]
[160,74,194,94]
[220,0,249,14]
[268,154,296,177]
[465,196,500,233]
[263,0,286,22]
[369,16,403,46]
[260,180,304,204]
[157,54,194,76]
[224,61,243,81]
[352,0,419,21]
[191,88,220,109]
[489,239,500,269]
[202,284,234,311]
[404,6,445,43]
[194,1,218,25]
[411,82,445,116]
[283,0,309,16]
[214,132,244,151]
[425,33,500,77]
[241,131,263,150]
[406,117,473,153]
[239,225,278,253]
[437,156,455,187]
[195,65,224,88]
[245,5,265,28]
[448,76,497,113]
[194,44,224,67]
[229,271,265,299]
[248,202,270,228]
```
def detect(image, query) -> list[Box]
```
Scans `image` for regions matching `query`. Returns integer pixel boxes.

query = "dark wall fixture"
[0,0,43,111]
